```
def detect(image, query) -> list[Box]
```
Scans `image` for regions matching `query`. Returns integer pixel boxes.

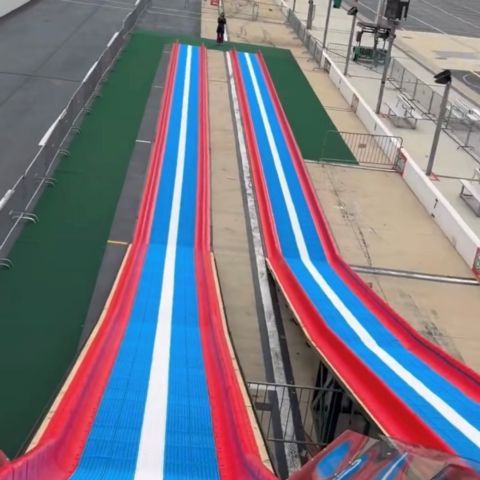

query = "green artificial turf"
[0,32,165,458]
[138,31,356,163]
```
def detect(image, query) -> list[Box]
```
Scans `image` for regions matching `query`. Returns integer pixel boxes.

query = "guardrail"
[0,0,150,269]
[247,380,370,470]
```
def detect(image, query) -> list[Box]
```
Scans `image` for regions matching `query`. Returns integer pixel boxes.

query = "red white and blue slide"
[229,48,480,469]
[0,42,479,480]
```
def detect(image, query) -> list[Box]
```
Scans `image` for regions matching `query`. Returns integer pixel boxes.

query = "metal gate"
[319,130,403,168]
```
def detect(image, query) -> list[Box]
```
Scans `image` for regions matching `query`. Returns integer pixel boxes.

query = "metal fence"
[224,0,288,22]
[248,380,373,475]
[287,9,324,64]
[389,57,480,161]
[319,130,403,168]
[0,0,150,269]
[389,58,445,117]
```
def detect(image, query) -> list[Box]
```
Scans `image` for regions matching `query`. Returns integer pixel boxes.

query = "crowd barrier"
[390,58,480,162]
[285,9,480,277]
[0,0,150,269]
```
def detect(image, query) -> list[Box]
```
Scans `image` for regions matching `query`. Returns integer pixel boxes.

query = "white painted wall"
[0,0,31,17]
[322,50,480,274]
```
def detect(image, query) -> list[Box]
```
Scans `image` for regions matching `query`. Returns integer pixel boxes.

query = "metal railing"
[224,0,288,22]
[319,130,403,168]
[389,58,445,118]
[286,9,345,67]
[248,380,373,474]
[0,0,150,269]
[389,58,480,162]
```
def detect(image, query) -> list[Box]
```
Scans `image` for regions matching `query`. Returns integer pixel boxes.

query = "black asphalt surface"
[139,0,202,36]
[0,0,137,198]
[452,70,480,97]
[345,0,480,37]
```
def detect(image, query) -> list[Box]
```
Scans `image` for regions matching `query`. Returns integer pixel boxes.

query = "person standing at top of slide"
[216,12,226,43]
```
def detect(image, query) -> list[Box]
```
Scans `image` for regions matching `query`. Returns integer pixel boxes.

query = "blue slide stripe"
[236,51,480,462]
[71,44,219,479]
[163,47,219,479]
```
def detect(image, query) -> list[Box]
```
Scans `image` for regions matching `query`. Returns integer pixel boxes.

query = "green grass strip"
[0,32,164,458]
[138,31,356,163]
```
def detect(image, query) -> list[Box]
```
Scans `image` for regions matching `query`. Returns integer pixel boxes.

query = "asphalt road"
[348,0,480,37]
[0,0,137,199]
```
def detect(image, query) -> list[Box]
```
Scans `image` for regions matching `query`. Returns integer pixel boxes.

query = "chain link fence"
[0,0,150,268]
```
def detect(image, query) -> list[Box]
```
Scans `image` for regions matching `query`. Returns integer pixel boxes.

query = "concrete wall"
[0,0,31,18]
[322,50,480,275]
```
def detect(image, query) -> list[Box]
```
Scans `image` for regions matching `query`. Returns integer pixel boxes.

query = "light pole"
[344,5,358,76]
[375,20,396,114]
[375,0,411,113]
[426,70,452,176]
[319,0,333,63]
[375,0,386,24]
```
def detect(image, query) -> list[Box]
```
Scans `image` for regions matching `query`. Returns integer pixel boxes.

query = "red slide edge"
[0,43,180,480]
[255,52,480,404]
[195,46,276,479]
[229,49,454,454]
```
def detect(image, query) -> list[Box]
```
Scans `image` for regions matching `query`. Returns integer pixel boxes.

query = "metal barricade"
[0,0,150,267]
[224,0,286,22]
[248,380,372,470]
[319,130,403,168]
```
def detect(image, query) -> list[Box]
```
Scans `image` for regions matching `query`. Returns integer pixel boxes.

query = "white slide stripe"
[134,45,193,480]
[243,52,480,447]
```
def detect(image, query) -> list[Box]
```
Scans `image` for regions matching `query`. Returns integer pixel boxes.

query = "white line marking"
[243,52,480,448]
[227,52,300,473]
[39,109,66,146]
[416,0,480,32]
[134,45,192,480]
[107,32,119,48]
[136,139,152,144]
[60,0,132,10]
[82,61,99,83]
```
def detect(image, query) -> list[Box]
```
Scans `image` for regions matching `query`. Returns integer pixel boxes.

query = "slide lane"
[230,49,480,464]
[71,42,219,479]
[0,44,273,480]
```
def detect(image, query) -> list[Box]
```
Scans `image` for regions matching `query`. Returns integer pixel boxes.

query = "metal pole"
[344,11,357,76]
[319,0,333,63]
[306,0,315,29]
[293,0,297,12]
[375,21,396,114]
[426,80,451,176]
[375,0,386,24]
